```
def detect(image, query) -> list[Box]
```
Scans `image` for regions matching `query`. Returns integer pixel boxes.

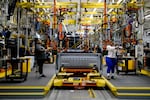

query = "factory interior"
[0,0,150,100]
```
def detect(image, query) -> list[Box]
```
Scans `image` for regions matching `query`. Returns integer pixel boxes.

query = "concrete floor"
[0,89,147,100]
[0,63,150,100]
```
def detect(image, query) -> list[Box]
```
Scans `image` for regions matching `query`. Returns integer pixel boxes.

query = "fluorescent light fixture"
[35,32,41,39]
[117,0,123,4]
[145,10,150,13]
[90,0,102,18]
[93,8,97,12]
[112,0,115,3]
[144,9,150,19]
[108,0,123,13]
[145,14,150,19]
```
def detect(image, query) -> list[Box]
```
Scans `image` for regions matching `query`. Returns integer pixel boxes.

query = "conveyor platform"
[54,53,105,87]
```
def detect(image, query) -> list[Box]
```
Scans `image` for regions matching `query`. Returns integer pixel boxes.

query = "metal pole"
[104,0,108,41]
[17,7,20,58]
[136,6,144,65]
[49,16,53,39]
[53,0,57,30]
[25,8,29,55]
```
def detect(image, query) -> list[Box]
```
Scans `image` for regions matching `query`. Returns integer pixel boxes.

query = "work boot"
[111,76,114,79]
[107,76,111,80]
[40,74,46,77]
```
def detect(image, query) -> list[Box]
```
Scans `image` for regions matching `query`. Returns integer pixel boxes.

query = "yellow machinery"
[53,52,105,87]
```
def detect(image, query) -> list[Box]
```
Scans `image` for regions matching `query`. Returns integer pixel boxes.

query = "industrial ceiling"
[0,0,150,31]
[30,0,150,31]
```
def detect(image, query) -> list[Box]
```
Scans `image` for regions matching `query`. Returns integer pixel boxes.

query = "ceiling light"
[90,0,102,18]
[108,0,123,13]
[145,14,150,19]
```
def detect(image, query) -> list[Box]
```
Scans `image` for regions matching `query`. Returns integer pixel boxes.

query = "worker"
[35,39,48,77]
[105,42,117,79]
[94,45,101,53]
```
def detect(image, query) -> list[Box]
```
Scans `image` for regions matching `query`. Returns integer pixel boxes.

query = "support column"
[135,6,144,66]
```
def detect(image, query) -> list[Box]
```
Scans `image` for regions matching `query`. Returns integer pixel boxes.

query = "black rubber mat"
[0,64,55,86]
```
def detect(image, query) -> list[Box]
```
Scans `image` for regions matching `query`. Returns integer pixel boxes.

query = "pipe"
[17,7,20,58]
[53,0,57,29]
[104,0,107,25]
[25,8,29,55]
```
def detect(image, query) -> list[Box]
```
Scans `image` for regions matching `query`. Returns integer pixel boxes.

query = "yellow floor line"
[0,86,45,89]
[138,69,150,77]
[102,76,117,92]
[116,92,150,96]
[44,74,56,91]
[88,88,96,98]
[0,92,45,95]
[117,87,150,90]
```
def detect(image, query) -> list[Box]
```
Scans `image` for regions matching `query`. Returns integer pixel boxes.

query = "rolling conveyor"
[53,52,105,88]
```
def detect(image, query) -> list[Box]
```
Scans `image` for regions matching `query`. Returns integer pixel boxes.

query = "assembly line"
[0,0,150,100]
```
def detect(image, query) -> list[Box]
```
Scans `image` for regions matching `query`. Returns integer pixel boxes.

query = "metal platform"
[0,64,55,86]
[109,74,150,87]
[103,66,150,99]
[0,64,55,98]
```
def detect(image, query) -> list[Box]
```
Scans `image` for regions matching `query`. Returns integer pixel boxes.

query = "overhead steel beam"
[82,12,102,15]
[81,2,122,8]
[63,19,76,25]
[17,2,78,8]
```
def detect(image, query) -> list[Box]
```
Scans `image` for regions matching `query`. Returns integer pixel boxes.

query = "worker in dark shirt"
[35,39,48,77]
